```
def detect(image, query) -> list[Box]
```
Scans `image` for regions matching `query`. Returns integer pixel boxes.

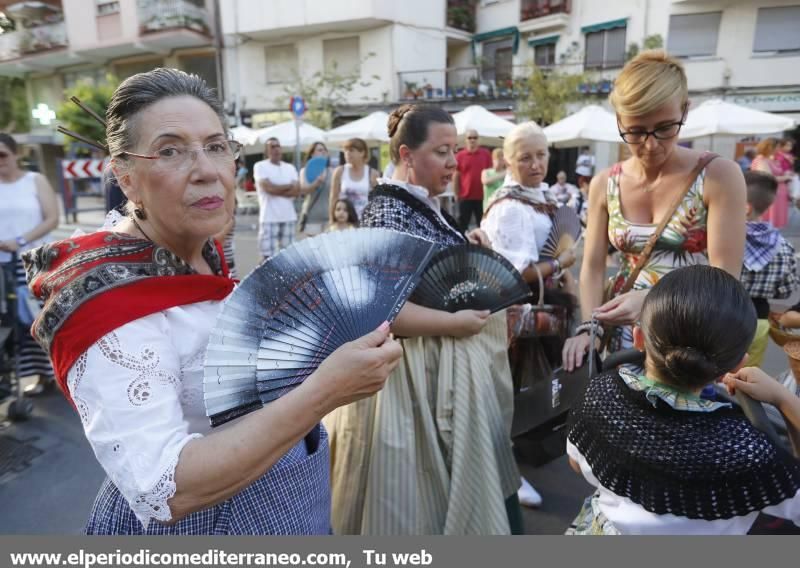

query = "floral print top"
[606,161,710,297]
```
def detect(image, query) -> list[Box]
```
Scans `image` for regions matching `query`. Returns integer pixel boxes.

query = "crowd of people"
[4,49,800,536]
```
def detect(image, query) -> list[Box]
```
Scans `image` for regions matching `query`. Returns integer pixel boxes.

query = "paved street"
[1,201,799,534]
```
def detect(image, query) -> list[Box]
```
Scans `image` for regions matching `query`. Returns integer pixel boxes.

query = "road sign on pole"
[290,96,306,119]
[290,96,305,172]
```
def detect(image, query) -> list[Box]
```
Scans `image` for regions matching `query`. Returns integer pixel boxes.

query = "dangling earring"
[134,205,146,220]
[405,161,412,184]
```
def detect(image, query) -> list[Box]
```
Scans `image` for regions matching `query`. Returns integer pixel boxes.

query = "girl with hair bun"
[562,50,747,371]
[566,264,800,535]
[324,104,522,535]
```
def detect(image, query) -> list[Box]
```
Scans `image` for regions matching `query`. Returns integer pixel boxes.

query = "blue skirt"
[85,426,331,535]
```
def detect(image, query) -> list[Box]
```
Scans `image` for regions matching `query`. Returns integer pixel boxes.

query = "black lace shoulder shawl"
[568,370,800,520]
[361,183,466,250]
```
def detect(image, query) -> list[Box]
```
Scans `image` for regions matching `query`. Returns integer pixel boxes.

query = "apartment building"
[0,0,218,183]
[218,0,477,127]
[473,0,800,116]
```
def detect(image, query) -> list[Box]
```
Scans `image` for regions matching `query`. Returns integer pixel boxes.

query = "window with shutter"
[668,12,722,57]
[753,6,800,53]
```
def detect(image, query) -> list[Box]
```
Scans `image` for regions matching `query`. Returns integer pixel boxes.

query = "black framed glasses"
[116,140,242,171]
[617,121,684,144]
[617,107,688,144]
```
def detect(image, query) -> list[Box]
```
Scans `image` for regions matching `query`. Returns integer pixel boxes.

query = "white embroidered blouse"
[480,181,553,273]
[66,300,224,529]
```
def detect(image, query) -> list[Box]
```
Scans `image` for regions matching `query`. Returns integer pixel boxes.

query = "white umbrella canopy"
[681,99,796,139]
[229,125,259,146]
[452,105,516,142]
[543,105,620,148]
[326,111,390,144]
[254,121,328,148]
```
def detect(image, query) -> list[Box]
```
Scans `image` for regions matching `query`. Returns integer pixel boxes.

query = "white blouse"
[567,440,800,535]
[481,182,553,273]
[66,300,226,529]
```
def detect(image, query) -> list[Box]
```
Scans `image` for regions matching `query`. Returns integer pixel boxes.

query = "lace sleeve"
[481,200,539,273]
[66,312,202,530]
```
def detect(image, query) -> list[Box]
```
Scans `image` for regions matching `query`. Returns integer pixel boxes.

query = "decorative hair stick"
[70,96,106,126]
[56,126,107,152]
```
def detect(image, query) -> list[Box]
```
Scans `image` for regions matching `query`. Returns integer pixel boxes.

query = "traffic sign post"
[59,158,108,222]
[290,96,306,171]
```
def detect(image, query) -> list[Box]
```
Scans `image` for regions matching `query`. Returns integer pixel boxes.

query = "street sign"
[290,95,306,118]
[61,159,106,179]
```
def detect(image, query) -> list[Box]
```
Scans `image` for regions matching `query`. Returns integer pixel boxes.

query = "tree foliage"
[57,76,118,150]
[515,66,588,126]
[0,76,30,132]
[279,54,379,130]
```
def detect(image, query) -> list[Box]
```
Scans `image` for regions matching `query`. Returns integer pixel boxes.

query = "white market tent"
[452,105,516,142]
[326,111,390,144]
[229,125,260,146]
[681,99,796,139]
[254,121,328,147]
[543,105,619,148]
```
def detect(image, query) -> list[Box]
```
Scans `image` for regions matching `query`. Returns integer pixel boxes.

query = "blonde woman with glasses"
[562,51,746,371]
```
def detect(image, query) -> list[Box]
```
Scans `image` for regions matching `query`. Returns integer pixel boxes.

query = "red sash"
[24,232,236,408]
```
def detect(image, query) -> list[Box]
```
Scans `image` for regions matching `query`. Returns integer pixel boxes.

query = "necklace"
[131,217,155,243]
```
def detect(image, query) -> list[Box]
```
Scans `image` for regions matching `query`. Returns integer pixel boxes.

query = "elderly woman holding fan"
[23,68,402,534]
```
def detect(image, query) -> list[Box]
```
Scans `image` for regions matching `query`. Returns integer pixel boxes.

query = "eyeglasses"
[467,136,478,140]
[617,110,687,144]
[116,140,242,171]
[267,143,281,149]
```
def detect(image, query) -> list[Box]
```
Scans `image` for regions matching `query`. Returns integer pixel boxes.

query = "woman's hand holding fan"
[204,228,437,426]
[306,321,403,411]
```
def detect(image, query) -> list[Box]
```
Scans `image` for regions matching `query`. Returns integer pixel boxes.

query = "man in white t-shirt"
[253,137,301,260]
[575,146,596,187]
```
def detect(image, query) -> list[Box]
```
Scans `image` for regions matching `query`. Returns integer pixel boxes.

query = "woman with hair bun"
[562,50,747,371]
[324,104,522,535]
[566,264,800,535]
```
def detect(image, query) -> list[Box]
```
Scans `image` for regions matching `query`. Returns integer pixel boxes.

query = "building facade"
[0,0,218,184]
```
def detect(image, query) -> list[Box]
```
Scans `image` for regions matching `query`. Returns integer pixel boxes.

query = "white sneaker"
[518,476,543,508]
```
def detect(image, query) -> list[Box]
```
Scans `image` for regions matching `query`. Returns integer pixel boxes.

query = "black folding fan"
[410,244,531,313]
[540,205,582,260]
[203,228,437,427]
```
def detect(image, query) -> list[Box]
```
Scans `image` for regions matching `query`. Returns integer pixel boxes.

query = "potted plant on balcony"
[424,82,434,99]
[403,81,418,100]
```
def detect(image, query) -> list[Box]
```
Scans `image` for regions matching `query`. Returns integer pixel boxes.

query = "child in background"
[567,265,800,535]
[481,148,507,210]
[740,171,798,367]
[327,198,359,232]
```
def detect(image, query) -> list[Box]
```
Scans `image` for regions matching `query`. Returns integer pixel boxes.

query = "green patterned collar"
[618,367,731,412]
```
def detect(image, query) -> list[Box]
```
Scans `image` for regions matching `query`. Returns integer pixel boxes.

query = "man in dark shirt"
[454,129,492,231]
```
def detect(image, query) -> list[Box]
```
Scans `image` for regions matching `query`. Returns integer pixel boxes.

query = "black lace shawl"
[568,371,800,520]
[361,183,466,250]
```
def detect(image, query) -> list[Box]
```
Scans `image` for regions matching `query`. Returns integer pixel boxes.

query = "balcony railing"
[520,0,571,22]
[397,62,615,102]
[0,20,68,61]
[446,0,476,33]
[137,0,210,35]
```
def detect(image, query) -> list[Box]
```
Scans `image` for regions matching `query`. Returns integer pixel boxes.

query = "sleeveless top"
[606,162,710,297]
[341,164,371,219]
[0,171,45,261]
